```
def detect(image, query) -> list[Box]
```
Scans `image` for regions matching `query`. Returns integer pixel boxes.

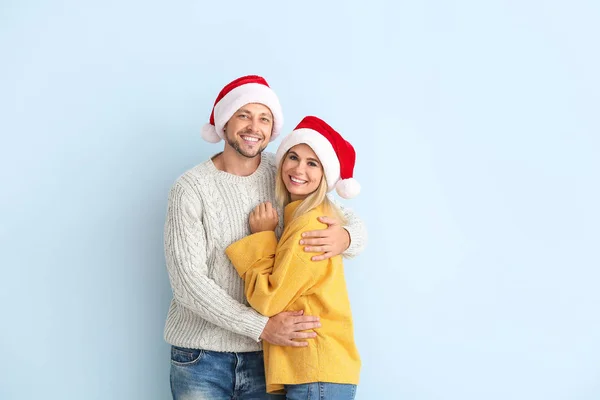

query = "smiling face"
[281,144,324,201]
[223,103,274,158]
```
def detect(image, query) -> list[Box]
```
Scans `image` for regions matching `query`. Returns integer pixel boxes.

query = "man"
[164,75,366,399]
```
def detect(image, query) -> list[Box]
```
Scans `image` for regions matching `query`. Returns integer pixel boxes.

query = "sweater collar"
[206,152,270,183]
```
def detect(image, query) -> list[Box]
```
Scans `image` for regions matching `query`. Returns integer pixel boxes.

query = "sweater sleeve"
[226,228,324,317]
[329,195,368,259]
[164,183,268,342]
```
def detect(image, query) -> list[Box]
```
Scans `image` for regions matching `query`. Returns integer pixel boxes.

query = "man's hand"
[260,310,320,347]
[249,202,279,234]
[300,216,350,261]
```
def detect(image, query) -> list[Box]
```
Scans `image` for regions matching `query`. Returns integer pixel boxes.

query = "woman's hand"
[249,202,279,233]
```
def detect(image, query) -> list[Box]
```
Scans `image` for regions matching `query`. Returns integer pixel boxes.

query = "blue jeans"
[170,346,284,400]
[284,382,357,400]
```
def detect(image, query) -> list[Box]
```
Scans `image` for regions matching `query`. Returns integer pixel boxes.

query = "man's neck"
[212,147,262,176]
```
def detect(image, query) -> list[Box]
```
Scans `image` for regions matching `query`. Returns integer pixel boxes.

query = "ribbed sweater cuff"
[343,224,364,259]
[243,311,270,342]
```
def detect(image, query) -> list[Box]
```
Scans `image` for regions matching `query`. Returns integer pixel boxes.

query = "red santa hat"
[275,116,360,199]
[201,75,284,143]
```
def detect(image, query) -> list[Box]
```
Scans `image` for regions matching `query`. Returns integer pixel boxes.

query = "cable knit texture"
[164,152,367,352]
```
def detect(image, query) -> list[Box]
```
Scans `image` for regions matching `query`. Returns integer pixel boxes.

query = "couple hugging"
[165,75,365,400]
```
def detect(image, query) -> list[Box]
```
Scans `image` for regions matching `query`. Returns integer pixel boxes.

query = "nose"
[291,163,306,175]
[249,118,261,133]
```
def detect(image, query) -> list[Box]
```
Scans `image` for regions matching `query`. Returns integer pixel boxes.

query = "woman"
[226,116,362,399]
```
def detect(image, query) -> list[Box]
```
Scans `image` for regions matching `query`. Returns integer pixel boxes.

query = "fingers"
[288,340,309,347]
[265,202,277,221]
[266,310,320,347]
[310,252,333,261]
[301,218,339,238]
[251,206,261,223]
[299,235,332,253]
[271,206,278,221]
[303,246,330,254]
[294,321,321,331]
[291,331,318,339]
[317,216,339,226]
[257,202,276,221]
[299,237,327,246]
[301,229,325,239]
[249,210,257,231]
[292,315,319,324]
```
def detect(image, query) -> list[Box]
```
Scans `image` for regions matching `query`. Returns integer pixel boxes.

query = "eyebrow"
[288,151,320,163]
[237,108,273,118]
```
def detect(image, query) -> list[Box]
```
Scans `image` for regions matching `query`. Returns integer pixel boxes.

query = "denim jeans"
[170,346,284,400]
[284,382,357,400]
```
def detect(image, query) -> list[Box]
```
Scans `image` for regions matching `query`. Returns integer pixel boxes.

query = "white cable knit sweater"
[163,152,366,352]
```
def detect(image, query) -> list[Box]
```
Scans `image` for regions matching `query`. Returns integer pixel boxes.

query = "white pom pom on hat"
[201,123,222,143]
[201,75,283,143]
[335,177,361,199]
[275,116,360,199]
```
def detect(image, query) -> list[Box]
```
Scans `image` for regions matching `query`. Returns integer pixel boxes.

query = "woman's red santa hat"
[275,116,360,199]
[201,75,284,143]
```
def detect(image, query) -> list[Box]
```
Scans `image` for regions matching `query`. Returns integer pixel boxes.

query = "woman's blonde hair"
[275,150,347,224]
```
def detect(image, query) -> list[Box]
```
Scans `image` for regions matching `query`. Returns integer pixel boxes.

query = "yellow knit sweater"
[225,200,361,394]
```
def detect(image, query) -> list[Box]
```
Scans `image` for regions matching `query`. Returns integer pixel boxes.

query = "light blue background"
[1,1,599,399]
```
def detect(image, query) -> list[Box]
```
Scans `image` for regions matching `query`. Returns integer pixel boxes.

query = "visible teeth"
[241,136,259,142]
[290,177,306,184]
